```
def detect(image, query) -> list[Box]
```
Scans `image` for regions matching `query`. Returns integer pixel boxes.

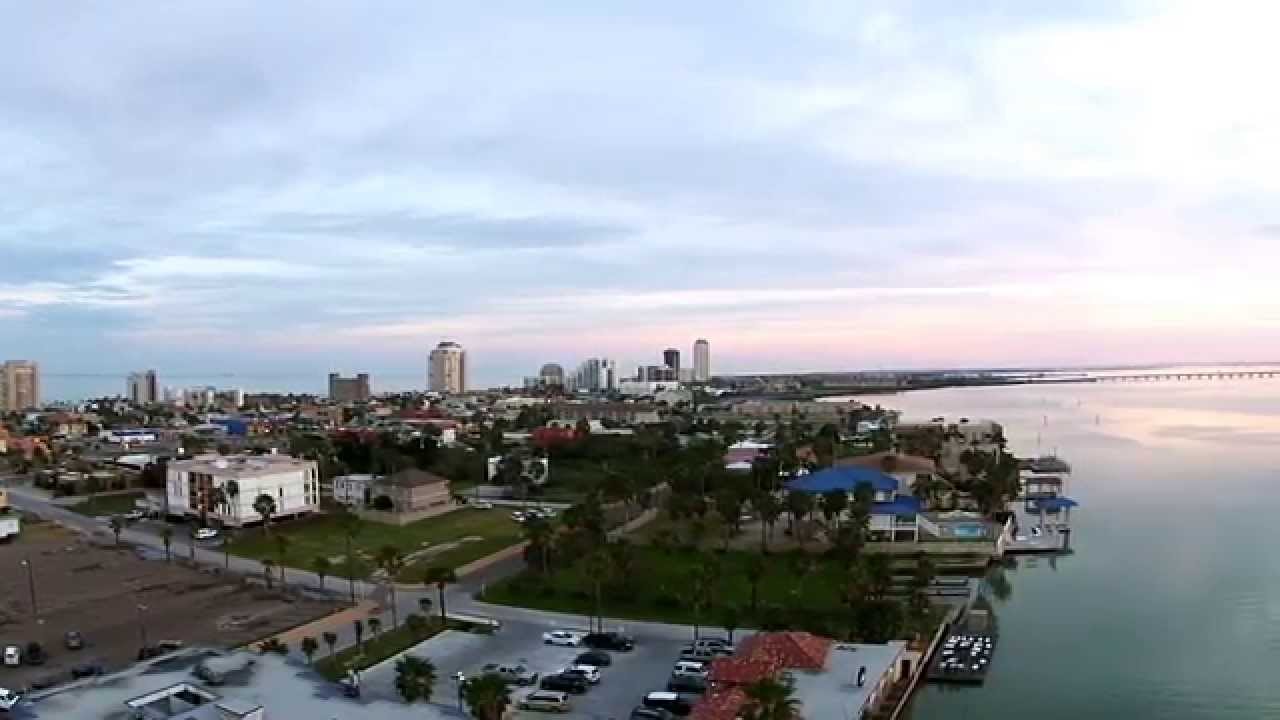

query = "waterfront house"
[787,466,922,542]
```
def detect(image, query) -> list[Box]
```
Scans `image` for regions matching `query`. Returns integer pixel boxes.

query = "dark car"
[583,632,635,652]
[574,650,613,668]
[540,673,589,694]
[666,675,708,695]
[642,691,696,717]
[64,631,84,650]
[24,643,47,666]
[631,707,676,720]
[70,662,104,679]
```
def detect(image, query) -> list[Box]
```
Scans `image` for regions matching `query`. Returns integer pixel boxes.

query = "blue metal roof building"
[787,466,899,495]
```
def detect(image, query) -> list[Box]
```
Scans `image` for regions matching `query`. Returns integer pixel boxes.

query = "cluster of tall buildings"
[637,339,711,384]
[526,338,711,393]
[0,360,39,412]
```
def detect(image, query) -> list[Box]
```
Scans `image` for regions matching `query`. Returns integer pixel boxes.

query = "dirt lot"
[0,521,338,690]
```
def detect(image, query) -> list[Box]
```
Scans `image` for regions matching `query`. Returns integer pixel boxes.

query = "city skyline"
[5,4,1280,389]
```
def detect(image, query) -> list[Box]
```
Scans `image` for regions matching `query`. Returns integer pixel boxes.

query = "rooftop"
[30,650,462,720]
[170,453,314,477]
[787,467,898,495]
[381,468,449,488]
[837,451,937,475]
[789,641,905,720]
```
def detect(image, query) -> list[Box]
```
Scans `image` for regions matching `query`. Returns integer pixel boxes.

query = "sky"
[4,1,1280,397]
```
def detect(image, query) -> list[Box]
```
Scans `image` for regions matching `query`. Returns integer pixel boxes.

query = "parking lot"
[0,521,337,692]
[357,618,727,719]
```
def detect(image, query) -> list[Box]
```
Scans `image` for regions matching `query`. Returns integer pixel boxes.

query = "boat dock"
[926,608,998,684]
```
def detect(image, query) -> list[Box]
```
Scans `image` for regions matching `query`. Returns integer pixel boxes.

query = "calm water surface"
[890,372,1280,719]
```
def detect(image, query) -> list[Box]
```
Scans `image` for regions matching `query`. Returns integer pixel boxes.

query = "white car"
[543,630,585,647]
[2,646,19,667]
[511,511,527,522]
[471,501,494,510]
[123,509,146,521]
[563,664,601,684]
[0,687,21,712]
[194,527,219,540]
[672,660,708,679]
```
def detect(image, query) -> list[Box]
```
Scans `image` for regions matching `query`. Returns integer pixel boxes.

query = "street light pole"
[454,672,465,711]
[136,603,149,651]
[20,557,38,618]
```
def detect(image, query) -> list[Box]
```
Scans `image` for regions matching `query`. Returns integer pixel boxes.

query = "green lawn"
[228,508,524,582]
[482,545,951,641]
[66,491,144,517]
[312,618,450,682]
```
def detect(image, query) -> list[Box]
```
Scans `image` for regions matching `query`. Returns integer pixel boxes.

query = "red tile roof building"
[694,632,835,720]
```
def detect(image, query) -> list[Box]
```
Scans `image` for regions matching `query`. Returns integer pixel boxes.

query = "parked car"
[691,638,734,654]
[539,673,588,694]
[122,509,146,521]
[480,663,539,686]
[630,707,676,720]
[23,643,46,666]
[0,688,21,712]
[677,646,721,663]
[666,675,708,695]
[510,511,526,522]
[193,527,219,540]
[561,665,601,685]
[2,646,20,667]
[574,650,612,667]
[583,631,635,651]
[64,631,84,651]
[642,691,696,717]
[519,690,571,712]
[671,661,707,679]
[542,630,585,647]
[70,662,104,679]
[471,501,494,510]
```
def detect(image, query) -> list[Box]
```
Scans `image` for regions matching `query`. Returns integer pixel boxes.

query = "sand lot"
[0,521,337,690]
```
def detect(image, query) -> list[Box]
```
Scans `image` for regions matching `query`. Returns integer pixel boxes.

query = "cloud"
[3,2,1280,392]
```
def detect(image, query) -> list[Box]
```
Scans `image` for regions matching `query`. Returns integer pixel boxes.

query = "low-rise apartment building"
[165,454,320,526]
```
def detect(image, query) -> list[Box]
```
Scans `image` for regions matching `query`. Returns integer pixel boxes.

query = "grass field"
[482,545,858,626]
[312,617,451,682]
[66,491,144,517]
[229,508,524,582]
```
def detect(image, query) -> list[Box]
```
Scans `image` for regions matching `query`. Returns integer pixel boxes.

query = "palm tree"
[273,533,291,590]
[368,616,382,638]
[322,631,337,658]
[820,490,847,534]
[253,494,276,535]
[865,553,894,601]
[785,490,813,542]
[740,675,801,720]
[221,530,232,569]
[353,619,365,650]
[755,492,781,553]
[109,515,125,545]
[584,551,610,634]
[300,636,318,665]
[422,566,457,626]
[312,556,332,591]
[523,516,555,574]
[224,479,240,524]
[745,554,766,615]
[462,673,511,720]
[720,603,742,644]
[394,655,437,703]
[160,526,173,562]
[375,545,407,629]
[261,558,276,590]
[336,510,362,605]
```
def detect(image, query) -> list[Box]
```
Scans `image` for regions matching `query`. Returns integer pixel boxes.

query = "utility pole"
[20,557,38,619]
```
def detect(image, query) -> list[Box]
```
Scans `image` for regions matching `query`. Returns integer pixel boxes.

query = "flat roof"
[31,650,459,720]
[170,454,313,478]
[790,641,905,719]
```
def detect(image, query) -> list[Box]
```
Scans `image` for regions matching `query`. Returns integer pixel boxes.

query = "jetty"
[927,607,997,684]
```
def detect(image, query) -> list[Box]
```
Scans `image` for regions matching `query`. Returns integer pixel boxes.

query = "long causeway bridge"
[1094,370,1280,382]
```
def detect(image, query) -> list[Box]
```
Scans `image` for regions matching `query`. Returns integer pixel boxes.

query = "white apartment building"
[166,454,320,527]
[693,338,711,383]
[127,370,159,405]
[428,341,466,394]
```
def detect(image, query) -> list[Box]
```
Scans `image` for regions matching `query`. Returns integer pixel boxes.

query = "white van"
[2,646,20,667]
